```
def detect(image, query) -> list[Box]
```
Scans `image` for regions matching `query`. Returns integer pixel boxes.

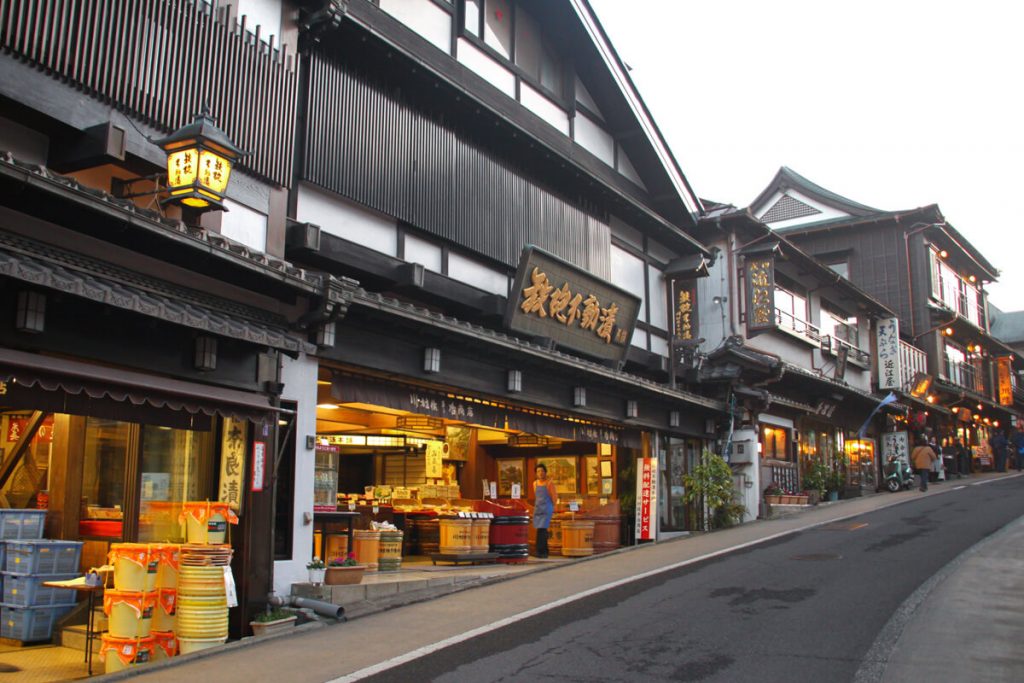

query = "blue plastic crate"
[0,603,75,642]
[4,540,82,575]
[2,573,78,607]
[0,510,46,540]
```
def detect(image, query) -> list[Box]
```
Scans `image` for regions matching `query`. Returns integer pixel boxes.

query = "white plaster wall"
[379,0,452,53]
[234,0,282,44]
[456,39,516,98]
[295,183,398,257]
[273,352,319,596]
[695,237,732,354]
[732,426,759,522]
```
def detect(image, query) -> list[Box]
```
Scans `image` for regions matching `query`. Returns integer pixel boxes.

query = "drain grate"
[790,553,842,561]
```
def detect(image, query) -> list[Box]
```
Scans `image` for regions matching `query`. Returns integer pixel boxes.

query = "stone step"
[61,624,103,654]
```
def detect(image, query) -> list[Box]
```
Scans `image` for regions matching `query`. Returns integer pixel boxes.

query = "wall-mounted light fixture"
[15,291,46,333]
[155,107,245,212]
[939,249,949,258]
[573,386,586,407]
[625,400,639,419]
[423,347,441,374]
[316,321,336,348]
[968,274,977,283]
[507,369,522,393]
[669,410,680,428]
[194,336,217,371]
[942,327,954,336]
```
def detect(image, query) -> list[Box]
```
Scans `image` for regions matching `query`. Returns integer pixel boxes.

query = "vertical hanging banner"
[997,356,1014,406]
[876,317,902,390]
[251,441,267,492]
[672,280,699,342]
[635,457,658,542]
[218,417,247,512]
[744,257,776,336]
[425,441,445,479]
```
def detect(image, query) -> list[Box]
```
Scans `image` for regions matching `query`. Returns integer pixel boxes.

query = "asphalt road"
[364,477,1024,683]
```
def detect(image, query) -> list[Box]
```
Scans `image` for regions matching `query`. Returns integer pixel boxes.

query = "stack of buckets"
[176,501,236,654]
[101,543,179,674]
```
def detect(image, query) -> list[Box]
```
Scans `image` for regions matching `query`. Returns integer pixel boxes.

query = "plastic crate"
[5,540,82,575]
[0,603,75,642]
[0,510,46,540]
[2,573,78,607]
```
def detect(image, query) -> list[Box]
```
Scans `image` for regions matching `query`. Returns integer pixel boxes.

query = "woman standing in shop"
[533,463,558,558]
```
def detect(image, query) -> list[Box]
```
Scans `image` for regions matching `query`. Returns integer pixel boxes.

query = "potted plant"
[250,607,297,637]
[763,483,784,506]
[307,556,326,584]
[325,552,366,585]
[683,451,746,530]
[825,467,844,501]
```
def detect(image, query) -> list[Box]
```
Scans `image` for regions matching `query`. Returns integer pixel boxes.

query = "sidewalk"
[107,471,1021,682]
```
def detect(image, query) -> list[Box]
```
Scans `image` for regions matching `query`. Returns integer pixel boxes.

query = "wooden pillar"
[46,414,85,540]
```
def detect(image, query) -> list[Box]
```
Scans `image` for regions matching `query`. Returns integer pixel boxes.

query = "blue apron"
[533,481,554,529]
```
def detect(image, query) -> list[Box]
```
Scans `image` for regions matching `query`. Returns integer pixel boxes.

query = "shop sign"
[671,281,699,342]
[997,356,1014,406]
[251,441,267,492]
[425,441,445,479]
[506,246,640,363]
[876,317,901,390]
[635,457,658,541]
[5,415,54,444]
[881,431,909,465]
[744,257,776,335]
[218,417,246,512]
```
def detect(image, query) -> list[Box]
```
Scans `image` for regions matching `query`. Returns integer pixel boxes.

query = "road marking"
[953,485,966,490]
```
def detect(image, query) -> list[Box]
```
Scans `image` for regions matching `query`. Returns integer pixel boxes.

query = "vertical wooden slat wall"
[303,52,610,273]
[0,0,297,188]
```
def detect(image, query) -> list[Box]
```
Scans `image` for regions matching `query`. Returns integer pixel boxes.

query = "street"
[361,477,1024,683]
[125,475,1024,683]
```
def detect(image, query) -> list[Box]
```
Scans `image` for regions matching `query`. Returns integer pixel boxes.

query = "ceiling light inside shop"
[317,403,340,410]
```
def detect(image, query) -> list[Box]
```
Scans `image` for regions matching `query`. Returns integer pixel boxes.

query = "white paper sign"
[876,317,902,390]
[223,566,238,608]
[348,501,355,511]
[372,506,379,514]
[489,481,497,499]
[569,501,580,512]
[511,483,521,499]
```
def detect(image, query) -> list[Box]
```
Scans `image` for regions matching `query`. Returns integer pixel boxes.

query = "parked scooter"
[884,454,914,492]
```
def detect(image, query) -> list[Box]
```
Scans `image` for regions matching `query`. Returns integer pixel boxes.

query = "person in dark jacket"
[990,430,1009,473]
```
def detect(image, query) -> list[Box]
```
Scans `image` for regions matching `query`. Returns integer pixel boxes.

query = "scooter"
[884,454,914,492]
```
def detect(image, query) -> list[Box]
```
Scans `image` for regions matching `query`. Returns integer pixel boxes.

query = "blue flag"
[857,392,898,438]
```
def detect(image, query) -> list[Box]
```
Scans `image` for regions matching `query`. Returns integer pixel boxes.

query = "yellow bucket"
[109,544,158,592]
[181,502,237,545]
[103,591,157,639]
[150,631,178,660]
[153,589,176,632]
[177,636,227,655]
[151,544,180,589]
[101,635,154,674]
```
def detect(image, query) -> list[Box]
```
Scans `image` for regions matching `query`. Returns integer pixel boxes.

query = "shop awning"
[0,347,276,427]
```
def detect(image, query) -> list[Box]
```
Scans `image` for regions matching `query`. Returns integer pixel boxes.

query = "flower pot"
[826,490,839,502]
[308,568,326,585]
[325,565,365,585]
[250,615,296,638]
[765,495,783,505]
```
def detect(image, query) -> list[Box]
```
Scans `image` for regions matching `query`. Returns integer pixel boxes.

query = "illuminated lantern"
[155,107,245,211]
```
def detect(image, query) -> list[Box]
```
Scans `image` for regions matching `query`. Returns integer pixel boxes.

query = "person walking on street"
[990,430,1008,473]
[533,463,558,558]
[911,435,938,492]
[1012,428,1024,472]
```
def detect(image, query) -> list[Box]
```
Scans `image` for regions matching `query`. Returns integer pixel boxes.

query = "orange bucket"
[180,502,238,545]
[150,630,178,660]
[100,635,155,674]
[153,588,176,632]
[103,590,158,638]
[109,544,158,592]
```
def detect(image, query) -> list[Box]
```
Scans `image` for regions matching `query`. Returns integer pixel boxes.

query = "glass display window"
[138,424,216,543]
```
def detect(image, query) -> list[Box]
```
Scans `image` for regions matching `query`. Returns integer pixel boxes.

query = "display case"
[314,445,340,512]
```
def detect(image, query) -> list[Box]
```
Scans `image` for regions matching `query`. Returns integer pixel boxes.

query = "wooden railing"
[0,0,297,187]
[899,340,927,389]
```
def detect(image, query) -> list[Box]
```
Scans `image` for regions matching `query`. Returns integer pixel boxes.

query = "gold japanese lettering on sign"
[675,289,693,340]
[0,380,7,395]
[218,417,247,513]
[997,356,1013,406]
[519,267,627,345]
[748,258,774,326]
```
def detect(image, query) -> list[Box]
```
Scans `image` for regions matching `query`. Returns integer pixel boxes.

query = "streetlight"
[154,106,245,212]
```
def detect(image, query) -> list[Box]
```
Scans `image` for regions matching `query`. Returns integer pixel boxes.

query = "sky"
[589,0,1024,310]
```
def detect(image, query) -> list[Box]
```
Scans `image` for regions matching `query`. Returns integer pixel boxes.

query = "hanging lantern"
[154,107,245,211]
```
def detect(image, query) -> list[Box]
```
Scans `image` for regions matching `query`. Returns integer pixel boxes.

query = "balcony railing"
[775,308,821,343]
[821,335,871,366]
[0,0,297,187]
[899,340,927,389]
[943,359,989,396]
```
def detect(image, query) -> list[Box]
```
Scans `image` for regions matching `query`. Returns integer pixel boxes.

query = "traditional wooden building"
[750,167,1019,471]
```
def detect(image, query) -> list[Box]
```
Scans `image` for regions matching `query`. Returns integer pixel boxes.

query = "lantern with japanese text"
[154,108,245,211]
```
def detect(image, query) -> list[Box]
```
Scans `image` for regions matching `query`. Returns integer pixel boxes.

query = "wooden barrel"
[377,530,403,572]
[490,516,529,563]
[590,516,620,554]
[325,534,349,564]
[470,519,491,554]
[561,520,595,557]
[438,518,472,554]
[549,518,563,556]
[413,518,440,556]
[352,530,381,571]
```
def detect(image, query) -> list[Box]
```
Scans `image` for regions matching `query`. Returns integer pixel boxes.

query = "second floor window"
[931,249,983,327]
[822,307,859,348]
[774,285,809,334]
